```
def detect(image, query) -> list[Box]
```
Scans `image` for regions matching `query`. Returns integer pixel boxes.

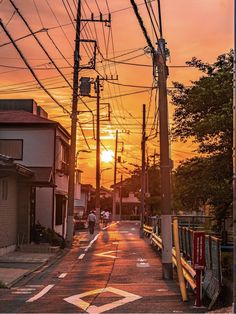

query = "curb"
[6,248,69,289]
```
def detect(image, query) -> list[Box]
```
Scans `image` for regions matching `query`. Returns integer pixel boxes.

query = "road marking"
[26,285,44,288]
[95,250,121,259]
[136,263,150,267]
[58,273,67,278]
[12,288,35,291]
[26,284,54,303]
[78,253,85,260]
[64,286,142,314]
[112,241,119,245]
[131,228,136,231]
[12,291,32,294]
[137,258,147,262]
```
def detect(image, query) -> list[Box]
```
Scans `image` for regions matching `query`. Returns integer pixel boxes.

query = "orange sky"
[0,0,233,187]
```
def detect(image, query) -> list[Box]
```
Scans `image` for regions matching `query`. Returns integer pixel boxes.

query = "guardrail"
[143,221,222,309]
[144,225,196,291]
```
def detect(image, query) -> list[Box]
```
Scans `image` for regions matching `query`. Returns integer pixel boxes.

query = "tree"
[171,51,233,220]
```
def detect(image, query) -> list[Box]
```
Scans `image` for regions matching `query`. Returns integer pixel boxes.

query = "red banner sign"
[193,231,205,269]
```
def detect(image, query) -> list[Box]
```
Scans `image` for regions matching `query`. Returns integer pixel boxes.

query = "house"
[112,181,140,219]
[100,186,112,199]
[0,99,74,244]
[0,154,33,255]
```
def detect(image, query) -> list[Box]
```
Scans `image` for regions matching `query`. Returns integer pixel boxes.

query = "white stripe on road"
[26,285,44,288]
[12,291,32,294]
[58,273,67,278]
[78,253,85,260]
[26,284,54,303]
[12,288,36,291]
[84,234,100,252]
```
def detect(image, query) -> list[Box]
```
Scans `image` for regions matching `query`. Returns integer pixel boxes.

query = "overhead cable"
[8,0,73,89]
[0,19,70,116]
[130,0,155,53]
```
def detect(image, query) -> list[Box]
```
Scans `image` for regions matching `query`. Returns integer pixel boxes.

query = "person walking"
[87,210,96,235]
[103,210,110,227]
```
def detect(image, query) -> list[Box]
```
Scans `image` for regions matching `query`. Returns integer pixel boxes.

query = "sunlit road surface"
[0,221,204,313]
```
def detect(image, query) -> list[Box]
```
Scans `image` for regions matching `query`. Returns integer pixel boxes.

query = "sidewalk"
[0,230,93,289]
[0,249,60,288]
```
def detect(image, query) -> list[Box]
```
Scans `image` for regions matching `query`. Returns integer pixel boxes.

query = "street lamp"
[100,167,112,175]
[76,149,91,168]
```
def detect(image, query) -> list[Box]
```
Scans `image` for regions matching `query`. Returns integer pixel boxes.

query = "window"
[0,179,8,200]
[0,139,23,159]
[61,142,69,164]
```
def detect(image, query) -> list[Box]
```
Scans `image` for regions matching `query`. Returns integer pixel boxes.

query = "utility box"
[80,77,91,96]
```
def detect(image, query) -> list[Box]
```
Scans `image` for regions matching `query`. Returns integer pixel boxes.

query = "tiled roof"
[0,110,56,124]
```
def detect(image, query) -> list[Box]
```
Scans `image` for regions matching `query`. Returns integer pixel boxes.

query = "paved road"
[0,221,204,313]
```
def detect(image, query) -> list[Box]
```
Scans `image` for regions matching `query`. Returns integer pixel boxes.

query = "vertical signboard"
[192,231,205,307]
[193,231,205,269]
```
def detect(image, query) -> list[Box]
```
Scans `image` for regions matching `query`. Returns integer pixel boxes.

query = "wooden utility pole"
[95,75,101,222]
[140,104,146,238]
[66,0,81,244]
[233,0,236,311]
[119,174,123,220]
[112,130,118,220]
[157,0,173,279]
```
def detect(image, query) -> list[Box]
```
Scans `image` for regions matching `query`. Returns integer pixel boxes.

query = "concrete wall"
[0,176,17,248]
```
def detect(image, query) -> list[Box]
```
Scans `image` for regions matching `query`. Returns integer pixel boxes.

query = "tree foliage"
[171,51,233,220]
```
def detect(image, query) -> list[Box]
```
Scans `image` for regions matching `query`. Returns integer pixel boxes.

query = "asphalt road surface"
[0,221,204,313]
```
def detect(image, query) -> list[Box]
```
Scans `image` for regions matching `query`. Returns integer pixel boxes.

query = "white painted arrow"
[95,250,121,259]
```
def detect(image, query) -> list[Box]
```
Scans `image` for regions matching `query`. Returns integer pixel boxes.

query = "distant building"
[111,181,140,219]
[74,183,92,218]
[0,99,79,249]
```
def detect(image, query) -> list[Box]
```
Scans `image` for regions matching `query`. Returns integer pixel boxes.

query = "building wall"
[35,187,53,229]
[0,175,17,248]
[74,191,86,208]
[0,128,54,167]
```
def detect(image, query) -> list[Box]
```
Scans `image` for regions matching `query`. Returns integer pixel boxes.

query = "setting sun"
[101,150,114,163]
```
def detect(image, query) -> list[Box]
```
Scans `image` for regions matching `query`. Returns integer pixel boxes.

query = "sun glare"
[101,150,114,163]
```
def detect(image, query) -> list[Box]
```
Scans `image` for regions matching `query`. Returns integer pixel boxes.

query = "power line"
[130,0,155,53]
[8,0,73,89]
[0,19,70,116]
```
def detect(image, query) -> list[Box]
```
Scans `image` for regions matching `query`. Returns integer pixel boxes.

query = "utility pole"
[119,174,123,220]
[95,75,101,222]
[156,0,173,279]
[66,0,81,244]
[112,130,118,220]
[233,0,236,311]
[140,104,146,238]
